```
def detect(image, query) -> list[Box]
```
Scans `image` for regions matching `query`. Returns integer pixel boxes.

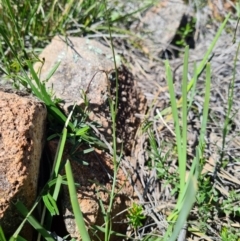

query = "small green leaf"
[0,226,7,241]
[47,193,59,215]
[75,126,90,136]
[42,193,59,216]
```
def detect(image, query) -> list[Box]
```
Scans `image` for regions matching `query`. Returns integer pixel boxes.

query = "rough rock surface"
[35,36,146,153]
[37,36,146,240]
[130,0,188,58]
[48,140,137,241]
[0,87,47,238]
[66,154,135,241]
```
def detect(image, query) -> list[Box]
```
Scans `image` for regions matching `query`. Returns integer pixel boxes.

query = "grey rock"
[35,36,146,152]
[131,0,188,55]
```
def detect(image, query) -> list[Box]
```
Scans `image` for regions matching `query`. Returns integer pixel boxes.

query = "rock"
[131,0,188,56]
[48,142,136,241]
[0,87,47,239]
[35,36,146,153]
[37,36,146,240]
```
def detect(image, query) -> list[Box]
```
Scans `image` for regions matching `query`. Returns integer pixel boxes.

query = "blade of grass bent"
[13,178,60,237]
[44,61,61,83]
[42,193,59,216]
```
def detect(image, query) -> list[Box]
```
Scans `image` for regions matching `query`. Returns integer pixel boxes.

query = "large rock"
[0,87,47,238]
[35,36,146,153]
[36,36,146,240]
[131,0,188,55]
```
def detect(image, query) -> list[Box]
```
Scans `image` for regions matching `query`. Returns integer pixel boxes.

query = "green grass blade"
[47,193,59,215]
[181,45,189,188]
[165,60,184,192]
[40,176,63,233]
[161,13,231,116]
[199,63,211,143]
[186,13,230,92]
[168,175,197,241]
[14,201,55,241]
[188,62,198,112]
[42,175,62,229]
[40,108,75,233]
[42,194,56,216]
[0,226,7,241]
[65,160,91,241]
[110,2,152,23]
[220,42,240,159]
[51,125,67,178]
[2,0,23,50]
[22,2,39,36]
[9,235,27,241]
[75,126,90,136]
[44,61,61,83]
[11,195,43,239]
[42,193,59,216]
[52,103,77,178]
[95,189,109,240]
[52,174,63,200]
[26,60,52,103]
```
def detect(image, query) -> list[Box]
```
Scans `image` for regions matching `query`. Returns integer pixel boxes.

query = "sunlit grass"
[0,0,239,240]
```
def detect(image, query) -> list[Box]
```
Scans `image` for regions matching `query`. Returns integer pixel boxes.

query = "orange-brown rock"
[47,139,137,241]
[62,149,136,241]
[0,88,47,238]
